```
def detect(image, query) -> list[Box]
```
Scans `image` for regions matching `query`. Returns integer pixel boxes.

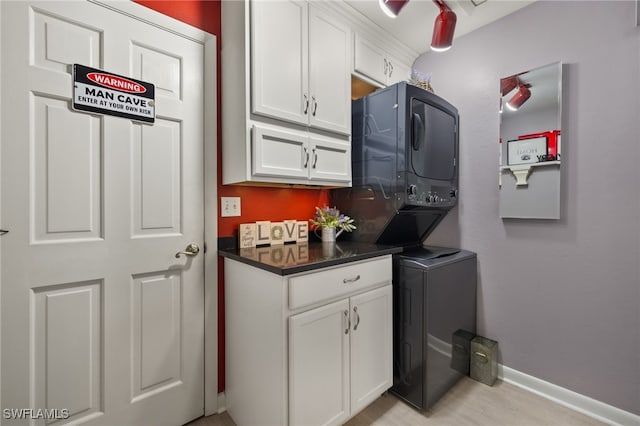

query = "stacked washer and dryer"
[331,82,477,411]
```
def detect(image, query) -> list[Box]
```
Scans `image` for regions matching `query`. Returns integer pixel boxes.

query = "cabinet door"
[387,56,412,85]
[308,7,351,135]
[349,285,393,415]
[308,135,351,184]
[353,34,386,85]
[252,125,309,179]
[289,299,350,426]
[251,0,308,125]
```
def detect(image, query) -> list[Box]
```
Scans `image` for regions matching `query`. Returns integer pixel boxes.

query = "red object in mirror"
[501,77,519,97]
[506,84,532,111]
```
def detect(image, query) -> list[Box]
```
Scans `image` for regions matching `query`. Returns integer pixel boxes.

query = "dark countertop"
[219,241,402,275]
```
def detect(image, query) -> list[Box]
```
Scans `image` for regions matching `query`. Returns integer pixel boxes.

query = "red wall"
[133,0,329,393]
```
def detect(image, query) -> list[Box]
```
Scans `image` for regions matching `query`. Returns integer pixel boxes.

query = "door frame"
[0,0,219,416]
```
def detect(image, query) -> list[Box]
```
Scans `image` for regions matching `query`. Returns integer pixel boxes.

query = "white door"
[1,2,206,425]
[308,6,351,135]
[251,0,308,126]
[350,285,393,415]
[289,299,350,426]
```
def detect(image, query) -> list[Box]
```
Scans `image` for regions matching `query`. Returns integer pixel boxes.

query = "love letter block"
[239,220,308,248]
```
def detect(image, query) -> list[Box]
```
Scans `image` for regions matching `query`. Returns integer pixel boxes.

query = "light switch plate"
[221,197,241,217]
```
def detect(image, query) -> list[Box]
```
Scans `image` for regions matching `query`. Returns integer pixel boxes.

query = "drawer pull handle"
[344,310,350,335]
[474,351,489,364]
[353,306,360,331]
[343,275,360,284]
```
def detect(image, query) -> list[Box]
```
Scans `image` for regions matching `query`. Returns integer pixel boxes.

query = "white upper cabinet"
[251,0,308,126]
[353,34,387,85]
[251,1,350,135]
[308,134,351,183]
[251,124,351,184]
[221,0,417,187]
[353,33,412,86]
[251,125,309,180]
[308,7,351,134]
[222,0,352,187]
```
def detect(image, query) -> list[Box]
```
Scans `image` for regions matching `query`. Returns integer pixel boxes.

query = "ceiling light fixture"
[506,83,531,111]
[379,0,409,18]
[431,0,457,52]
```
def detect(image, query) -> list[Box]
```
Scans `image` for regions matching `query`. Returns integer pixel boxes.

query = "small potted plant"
[310,206,356,243]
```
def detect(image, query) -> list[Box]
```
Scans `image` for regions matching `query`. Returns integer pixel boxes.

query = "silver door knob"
[175,243,200,258]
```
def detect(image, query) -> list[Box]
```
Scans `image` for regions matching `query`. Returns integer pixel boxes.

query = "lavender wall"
[415,1,640,415]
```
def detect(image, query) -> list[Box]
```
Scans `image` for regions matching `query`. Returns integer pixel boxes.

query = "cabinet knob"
[353,306,360,331]
[312,149,318,169]
[312,96,318,116]
[343,275,360,284]
[303,93,309,114]
[344,310,350,335]
[303,147,309,168]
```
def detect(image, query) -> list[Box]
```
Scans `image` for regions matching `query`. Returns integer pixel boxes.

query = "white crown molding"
[499,364,640,426]
[318,1,419,66]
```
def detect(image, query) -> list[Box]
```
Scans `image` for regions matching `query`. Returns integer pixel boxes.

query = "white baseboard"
[498,364,640,426]
[217,392,227,414]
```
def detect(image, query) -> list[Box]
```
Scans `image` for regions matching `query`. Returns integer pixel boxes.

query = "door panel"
[33,96,103,241]
[350,285,393,415]
[251,0,308,125]
[32,8,101,73]
[1,2,206,425]
[353,34,386,86]
[33,281,103,422]
[309,136,351,183]
[252,124,309,179]
[308,7,350,135]
[131,272,182,400]
[132,121,182,236]
[289,299,350,426]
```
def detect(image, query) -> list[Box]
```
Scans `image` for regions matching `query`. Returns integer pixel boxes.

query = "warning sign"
[72,64,155,123]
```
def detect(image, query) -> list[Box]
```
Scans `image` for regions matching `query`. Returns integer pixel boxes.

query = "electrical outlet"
[221,197,241,217]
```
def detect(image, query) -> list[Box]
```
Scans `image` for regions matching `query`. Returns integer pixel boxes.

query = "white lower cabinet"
[348,286,393,414]
[289,285,392,426]
[224,255,393,426]
[289,299,350,426]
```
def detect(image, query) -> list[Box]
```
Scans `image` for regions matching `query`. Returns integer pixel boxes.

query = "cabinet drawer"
[289,256,391,309]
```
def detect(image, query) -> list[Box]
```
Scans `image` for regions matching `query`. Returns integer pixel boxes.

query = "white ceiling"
[343,0,537,55]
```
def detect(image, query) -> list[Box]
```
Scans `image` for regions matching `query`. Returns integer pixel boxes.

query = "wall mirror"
[499,61,562,219]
